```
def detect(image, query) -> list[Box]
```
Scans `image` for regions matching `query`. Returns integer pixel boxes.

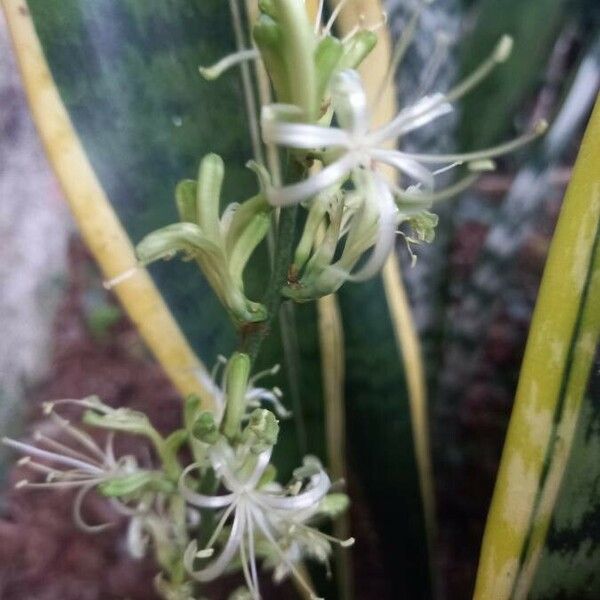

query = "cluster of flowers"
[3,353,349,599]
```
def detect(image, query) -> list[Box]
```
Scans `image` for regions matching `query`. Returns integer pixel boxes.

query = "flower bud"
[136,154,270,327]
[241,408,280,454]
[409,210,439,244]
[338,30,378,71]
[253,14,291,104]
[221,353,252,440]
[136,222,217,265]
[318,493,350,518]
[196,153,224,244]
[315,36,344,105]
[192,411,220,445]
[255,0,318,121]
[175,180,198,224]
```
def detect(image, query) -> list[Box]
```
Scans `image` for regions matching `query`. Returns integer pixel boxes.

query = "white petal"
[185,507,245,582]
[178,463,236,509]
[344,176,399,282]
[244,448,273,490]
[331,70,371,137]
[255,470,331,512]
[267,153,359,207]
[371,149,435,190]
[262,105,350,149]
[370,93,452,143]
[263,121,351,149]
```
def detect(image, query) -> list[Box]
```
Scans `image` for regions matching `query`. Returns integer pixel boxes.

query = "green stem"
[243,157,304,362]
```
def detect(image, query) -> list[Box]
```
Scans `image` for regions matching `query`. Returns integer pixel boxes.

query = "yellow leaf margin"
[2,0,215,409]
[474,97,600,600]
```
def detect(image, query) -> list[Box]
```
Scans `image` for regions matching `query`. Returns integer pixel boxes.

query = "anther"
[494,35,514,63]
[534,119,549,134]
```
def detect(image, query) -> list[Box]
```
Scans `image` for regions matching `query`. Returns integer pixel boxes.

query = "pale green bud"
[175,180,198,224]
[339,30,378,70]
[135,222,218,265]
[255,0,318,120]
[196,153,224,243]
[241,408,280,453]
[183,394,202,431]
[192,411,220,445]
[315,36,344,106]
[258,0,277,19]
[292,455,323,480]
[318,493,350,518]
[228,211,271,290]
[221,353,252,440]
[409,210,439,244]
[253,14,291,105]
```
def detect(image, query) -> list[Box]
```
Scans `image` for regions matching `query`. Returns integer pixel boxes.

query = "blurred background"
[0,0,599,599]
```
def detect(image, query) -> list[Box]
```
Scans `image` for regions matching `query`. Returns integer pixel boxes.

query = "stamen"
[292,520,355,547]
[323,0,352,36]
[250,505,322,600]
[196,548,215,559]
[238,513,258,599]
[432,162,463,177]
[103,266,140,290]
[202,500,239,552]
[375,0,429,107]
[394,173,480,209]
[341,11,388,43]
[245,503,260,597]
[199,48,260,80]
[249,363,280,385]
[34,431,102,467]
[415,30,452,99]
[444,35,513,105]
[48,412,106,461]
[314,0,325,33]
[2,437,103,474]
[398,120,547,164]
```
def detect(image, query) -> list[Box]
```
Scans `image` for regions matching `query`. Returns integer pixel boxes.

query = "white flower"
[262,36,547,280]
[201,355,291,424]
[2,405,162,532]
[180,440,352,600]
